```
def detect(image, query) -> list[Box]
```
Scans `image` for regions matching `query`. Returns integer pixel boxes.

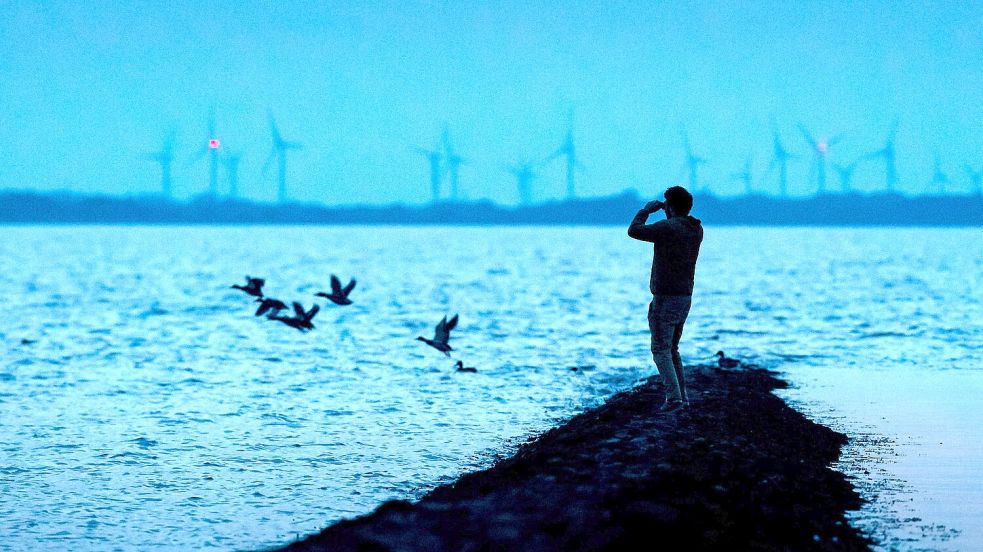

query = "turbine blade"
[680,130,692,156]
[797,124,817,149]
[262,150,277,174]
[268,111,282,146]
[546,148,564,162]
[185,146,209,168]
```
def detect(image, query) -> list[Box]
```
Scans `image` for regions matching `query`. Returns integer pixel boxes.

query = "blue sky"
[2,1,982,204]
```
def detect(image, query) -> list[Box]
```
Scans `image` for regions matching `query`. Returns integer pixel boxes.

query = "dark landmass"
[2,189,981,225]
[272,365,871,552]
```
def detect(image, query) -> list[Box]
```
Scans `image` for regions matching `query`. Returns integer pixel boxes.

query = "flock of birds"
[230,275,743,374]
[230,275,478,372]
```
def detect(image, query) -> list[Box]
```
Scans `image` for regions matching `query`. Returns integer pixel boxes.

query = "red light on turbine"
[208,139,220,149]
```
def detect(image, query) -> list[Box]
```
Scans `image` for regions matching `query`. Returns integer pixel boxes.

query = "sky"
[2,0,983,205]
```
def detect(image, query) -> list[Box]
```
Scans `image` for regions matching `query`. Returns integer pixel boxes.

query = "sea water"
[1,225,980,551]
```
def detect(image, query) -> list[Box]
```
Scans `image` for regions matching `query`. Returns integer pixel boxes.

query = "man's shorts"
[648,294,692,352]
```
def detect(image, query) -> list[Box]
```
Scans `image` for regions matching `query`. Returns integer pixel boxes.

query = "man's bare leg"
[653,349,683,401]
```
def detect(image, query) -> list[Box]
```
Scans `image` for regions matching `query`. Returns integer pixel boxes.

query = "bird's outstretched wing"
[305,304,320,321]
[248,277,265,288]
[293,302,306,318]
[342,279,356,296]
[330,275,343,294]
[434,316,449,343]
[256,301,272,317]
[445,314,459,332]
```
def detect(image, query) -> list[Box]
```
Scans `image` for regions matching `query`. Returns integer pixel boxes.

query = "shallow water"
[1,225,981,551]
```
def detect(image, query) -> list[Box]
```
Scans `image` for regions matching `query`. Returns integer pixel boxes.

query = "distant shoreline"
[2,190,982,226]
[274,365,871,551]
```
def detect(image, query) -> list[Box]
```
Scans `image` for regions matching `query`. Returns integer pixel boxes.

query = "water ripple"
[0,225,980,551]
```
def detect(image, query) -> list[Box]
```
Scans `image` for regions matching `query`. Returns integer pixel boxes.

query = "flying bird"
[269,302,320,332]
[315,275,357,306]
[254,297,288,317]
[232,276,265,298]
[417,314,459,356]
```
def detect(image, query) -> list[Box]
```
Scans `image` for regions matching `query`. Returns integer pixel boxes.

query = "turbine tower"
[509,161,539,206]
[766,128,796,197]
[442,128,466,201]
[680,130,707,192]
[866,121,899,192]
[223,151,242,199]
[832,159,860,193]
[729,156,753,195]
[415,144,442,203]
[145,131,176,198]
[930,156,950,195]
[189,109,221,197]
[263,111,302,203]
[547,111,583,199]
[965,163,983,195]
[798,124,842,195]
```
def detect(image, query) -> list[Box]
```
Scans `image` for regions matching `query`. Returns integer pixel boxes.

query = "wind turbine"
[415,144,442,203]
[508,160,539,206]
[929,156,950,195]
[965,163,983,195]
[798,124,842,195]
[145,131,176,198]
[263,111,302,203]
[832,159,860,193]
[222,151,242,199]
[865,121,899,192]
[766,127,796,197]
[547,110,584,199]
[679,130,707,192]
[442,128,466,201]
[188,109,221,197]
[729,156,753,195]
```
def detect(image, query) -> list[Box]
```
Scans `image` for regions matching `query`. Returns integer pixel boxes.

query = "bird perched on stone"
[269,302,320,332]
[254,297,288,317]
[232,276,265,298]
[315,275,356,306]
[417,314,458,356]
[715,351,741,369]
[454,360,476,373]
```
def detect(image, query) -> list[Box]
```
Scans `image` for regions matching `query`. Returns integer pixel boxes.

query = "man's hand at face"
[642,200,665,213]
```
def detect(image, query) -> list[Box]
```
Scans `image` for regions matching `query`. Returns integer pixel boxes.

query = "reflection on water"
[0,225,980,550]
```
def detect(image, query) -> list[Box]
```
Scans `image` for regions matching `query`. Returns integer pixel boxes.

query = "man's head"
[663,186,693,217]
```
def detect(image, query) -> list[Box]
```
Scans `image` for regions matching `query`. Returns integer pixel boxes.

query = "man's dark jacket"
[628,211,704,296]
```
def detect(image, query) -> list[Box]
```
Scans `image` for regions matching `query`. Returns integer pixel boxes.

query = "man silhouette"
[628,186,703,410]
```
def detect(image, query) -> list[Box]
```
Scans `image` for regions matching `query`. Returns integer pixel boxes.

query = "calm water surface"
[1,225,980,551]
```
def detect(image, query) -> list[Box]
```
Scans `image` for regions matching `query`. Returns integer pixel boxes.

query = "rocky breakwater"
[274,365,871,551]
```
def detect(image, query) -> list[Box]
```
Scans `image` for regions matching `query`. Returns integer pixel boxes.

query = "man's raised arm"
[627,200,665,243]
